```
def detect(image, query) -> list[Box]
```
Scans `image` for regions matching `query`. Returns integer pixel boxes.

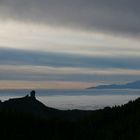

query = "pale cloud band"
[0,80,93,89]
[1,65,140,76]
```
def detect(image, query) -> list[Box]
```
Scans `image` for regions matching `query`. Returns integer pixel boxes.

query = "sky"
[0,0,140,89]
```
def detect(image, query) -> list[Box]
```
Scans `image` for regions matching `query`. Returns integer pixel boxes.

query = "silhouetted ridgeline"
[0,91,140,140]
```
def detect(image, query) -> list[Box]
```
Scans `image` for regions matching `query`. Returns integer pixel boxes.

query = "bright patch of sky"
[0,21,140,57]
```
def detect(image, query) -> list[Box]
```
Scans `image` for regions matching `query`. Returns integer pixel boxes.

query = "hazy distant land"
[87,80,140,89]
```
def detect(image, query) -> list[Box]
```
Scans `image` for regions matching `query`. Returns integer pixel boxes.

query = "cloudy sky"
[0,0,140,89]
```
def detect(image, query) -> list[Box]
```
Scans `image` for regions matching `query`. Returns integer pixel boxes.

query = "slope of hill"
[0,91,140,140]
[87,80,140,89]
[0,91,92,121]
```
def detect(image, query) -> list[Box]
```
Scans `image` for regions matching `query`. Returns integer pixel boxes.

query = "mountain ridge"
[0,90,140,139]
[87,80,140,89]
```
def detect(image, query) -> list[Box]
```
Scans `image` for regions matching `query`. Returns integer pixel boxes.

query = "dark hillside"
[0,91,140,140]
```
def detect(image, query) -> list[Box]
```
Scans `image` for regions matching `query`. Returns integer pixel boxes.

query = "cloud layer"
[0,0,140,35]
[0,48,140,69]
[0,48,140,86]
[0,1,140,88]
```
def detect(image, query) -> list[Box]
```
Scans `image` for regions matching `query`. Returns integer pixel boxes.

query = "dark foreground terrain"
[0,92,140,140]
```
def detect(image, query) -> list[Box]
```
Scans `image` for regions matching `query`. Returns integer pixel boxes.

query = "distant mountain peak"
[87,80,140,89]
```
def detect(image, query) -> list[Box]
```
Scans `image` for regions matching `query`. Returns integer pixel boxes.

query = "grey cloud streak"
[1,69,140,84]
[0,48,140,69]
[0,0,140,35]
[0,48,140,83]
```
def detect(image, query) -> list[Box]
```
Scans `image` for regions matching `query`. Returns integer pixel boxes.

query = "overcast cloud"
[0,0,139,88]
[0,0,139,35]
